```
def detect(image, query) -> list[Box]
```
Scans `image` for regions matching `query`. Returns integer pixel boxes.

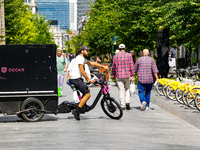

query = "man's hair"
[93,56,99,61]
[75,49,81,57]
[119,48,125,51]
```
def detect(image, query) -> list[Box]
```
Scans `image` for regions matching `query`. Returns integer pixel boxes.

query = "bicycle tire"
[166,85,176,101]
[182,90,189,107]
[186,90,197,109]
[175,88,184,104]
[101,97,123,120]
[156,82,164,96]
[194,94,200,111]
[162,85,168,98]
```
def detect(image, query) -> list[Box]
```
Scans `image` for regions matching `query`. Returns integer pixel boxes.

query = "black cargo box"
[0,44,58,115]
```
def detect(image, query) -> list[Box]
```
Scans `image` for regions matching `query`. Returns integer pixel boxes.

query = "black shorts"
[69,78,89,95]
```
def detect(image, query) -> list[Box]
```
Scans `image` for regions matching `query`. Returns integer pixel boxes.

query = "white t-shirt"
[69,55,88,79]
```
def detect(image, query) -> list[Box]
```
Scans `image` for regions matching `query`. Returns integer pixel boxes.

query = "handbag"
[130,81,135,95]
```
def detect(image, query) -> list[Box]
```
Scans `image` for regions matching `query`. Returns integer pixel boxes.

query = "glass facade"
[77,0,94,20]
[36,0,70,30]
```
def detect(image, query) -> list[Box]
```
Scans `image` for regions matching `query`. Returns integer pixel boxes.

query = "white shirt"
[69,55,88,79]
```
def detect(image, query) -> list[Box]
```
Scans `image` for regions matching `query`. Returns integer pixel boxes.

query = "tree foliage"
[70,0,200,54]
[4,0,54,45]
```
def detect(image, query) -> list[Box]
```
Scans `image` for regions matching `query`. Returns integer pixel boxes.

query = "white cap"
[57,47,62,51]
[119,44,125,49]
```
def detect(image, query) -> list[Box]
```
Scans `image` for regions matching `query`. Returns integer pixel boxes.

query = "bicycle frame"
[87,83,111,110]
[72,71,112,111]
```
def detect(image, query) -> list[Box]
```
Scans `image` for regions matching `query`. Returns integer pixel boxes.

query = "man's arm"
[154,73,159,82]
[79,64,95,83]
[79,64,89,81]
[64,63,68,72]
[86,61,108,70]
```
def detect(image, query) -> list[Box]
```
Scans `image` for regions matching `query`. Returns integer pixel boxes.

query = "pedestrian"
[115,49,120,54]
[69,45,109,120]
[135,49,159,111]
[130,51,136,64]
[89,56,103,86]
[90,56,102,77]
[56,48,69,96]
[69,52,75,62]
[65,53,70,63]
[111,44,135,110]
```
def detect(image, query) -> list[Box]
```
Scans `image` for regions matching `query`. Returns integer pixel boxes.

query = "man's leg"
[72,89,90,120]
[138,82,147,111]
[69,78,90,120]
[60,74,65,95]
[78,90,90,108]
[57,74,65,95]
[124,78,131,109]
[138,82,145,104]
[145,83,153,107]
[116,78,125,109]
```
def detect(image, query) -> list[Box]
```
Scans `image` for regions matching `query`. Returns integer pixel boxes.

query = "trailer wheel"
[21,97,45,122]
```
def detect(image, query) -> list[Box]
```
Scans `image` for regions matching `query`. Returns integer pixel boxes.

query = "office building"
[69,0,77,31]
[77,0,94,33]
[36,0,70,30]
[50,26,70,50]
[24,0,38,14]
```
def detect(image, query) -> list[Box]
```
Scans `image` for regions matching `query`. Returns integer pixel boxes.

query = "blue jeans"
[138,82,153,107]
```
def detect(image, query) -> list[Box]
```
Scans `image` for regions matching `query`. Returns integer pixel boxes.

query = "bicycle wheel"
[175,88,184,104]
[166,85,176,101]
[162,85,168,98]
[182,91,189,107]
[156,82,164,96]
[101,97,123,120]
[186,90,197,109]
[194,94,200,111]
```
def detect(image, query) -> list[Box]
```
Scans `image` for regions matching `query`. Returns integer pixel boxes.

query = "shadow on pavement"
[0,114,59,123]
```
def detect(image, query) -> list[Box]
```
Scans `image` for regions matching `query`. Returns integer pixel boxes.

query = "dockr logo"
[1,67,25,73]
[1,67,7,73]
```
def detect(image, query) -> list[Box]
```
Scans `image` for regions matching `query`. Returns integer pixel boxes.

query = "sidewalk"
[0,78,200,149]
[58,79,200,149]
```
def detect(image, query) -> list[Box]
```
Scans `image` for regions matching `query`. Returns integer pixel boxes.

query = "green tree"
[32,14,54,44]
[4,0,54,44]
[73,0,200,55]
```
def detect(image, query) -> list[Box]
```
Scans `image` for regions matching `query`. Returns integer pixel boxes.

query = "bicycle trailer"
[0,44,58,122]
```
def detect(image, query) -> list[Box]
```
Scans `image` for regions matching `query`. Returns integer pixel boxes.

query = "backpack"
[63,54,65,63]
[69,53,75,62]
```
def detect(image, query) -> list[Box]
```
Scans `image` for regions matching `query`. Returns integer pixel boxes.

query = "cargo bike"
[0,44,123,122]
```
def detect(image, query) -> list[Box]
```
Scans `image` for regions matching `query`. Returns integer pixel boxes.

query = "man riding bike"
[69,45,109,120]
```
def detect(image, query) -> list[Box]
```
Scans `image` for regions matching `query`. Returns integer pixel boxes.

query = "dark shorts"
[69,78,89,95]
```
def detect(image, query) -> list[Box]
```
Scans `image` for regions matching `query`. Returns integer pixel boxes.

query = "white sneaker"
[146,106,149,110]
[140,102,146,111]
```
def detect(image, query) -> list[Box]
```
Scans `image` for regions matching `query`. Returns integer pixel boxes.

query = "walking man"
[111,44,135,110]
[56,48,68,96]
[135,49,159,111]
